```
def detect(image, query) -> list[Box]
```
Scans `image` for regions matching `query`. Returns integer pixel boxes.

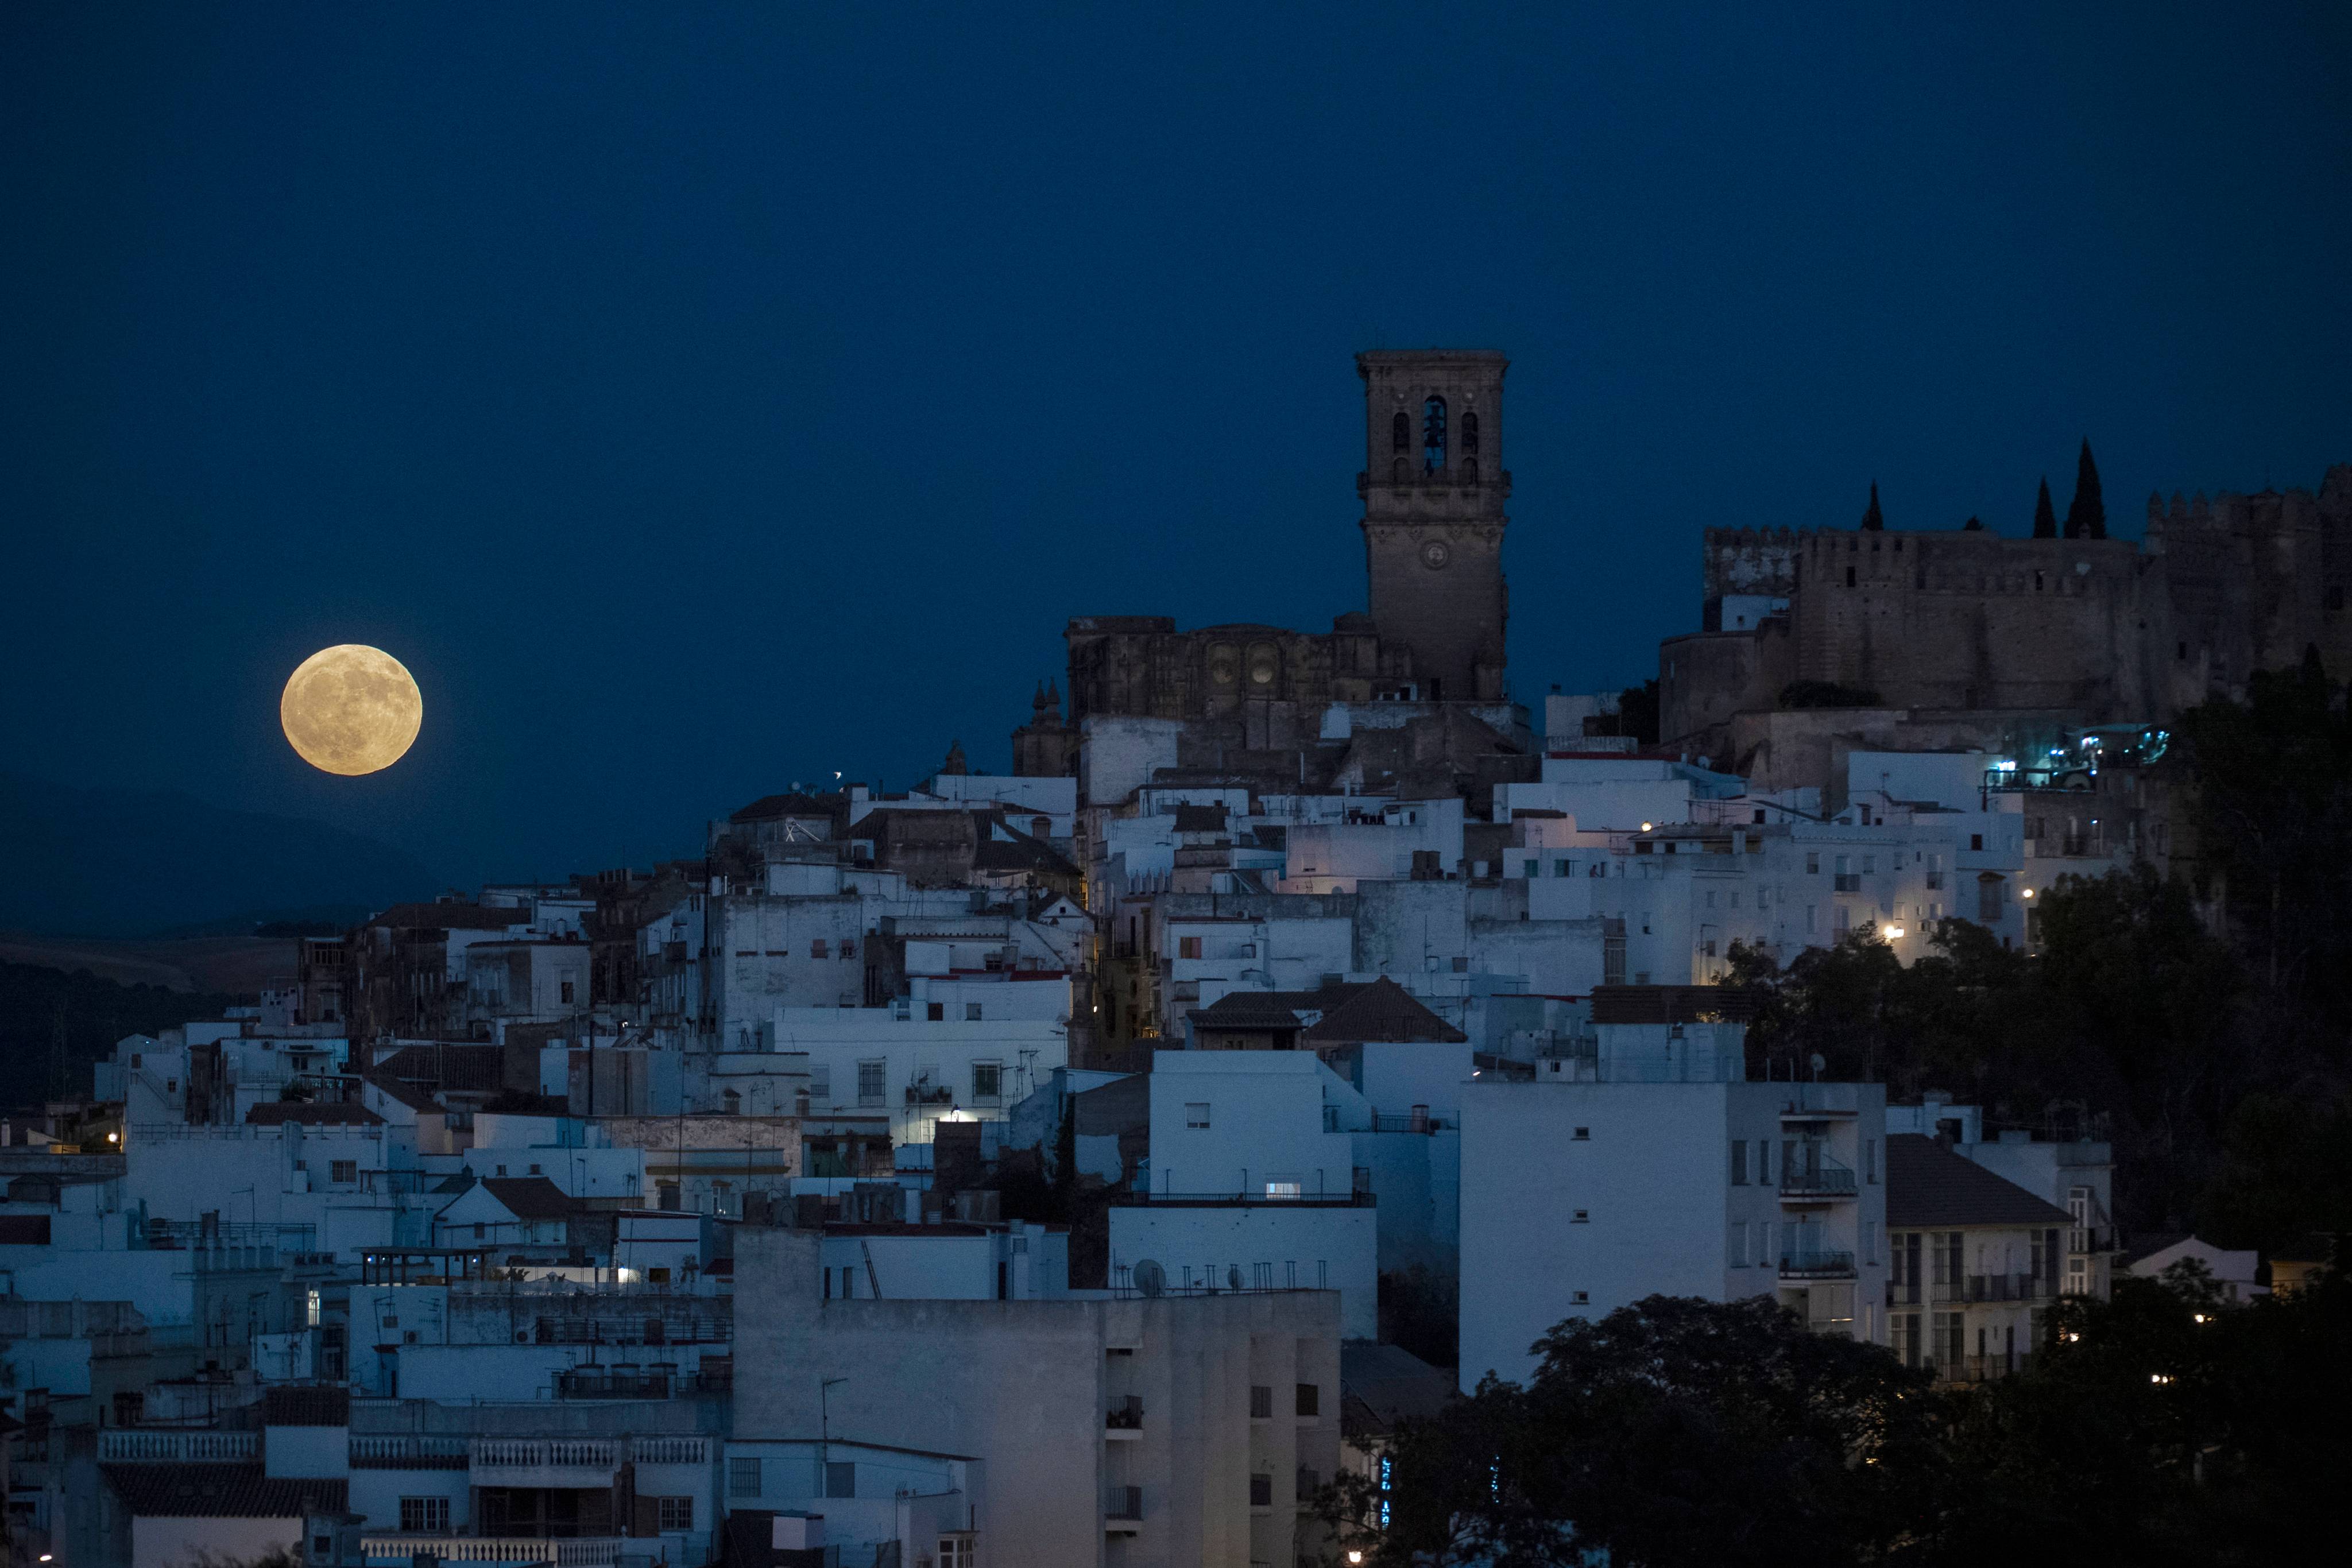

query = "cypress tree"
[2065,439,2106,539]
[2033,477,2057,539]
[1860,482,1884,532]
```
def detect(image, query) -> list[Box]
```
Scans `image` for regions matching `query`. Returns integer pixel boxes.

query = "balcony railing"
[1780,1249,1857,1279]
[362,1538,621,1566]
[1887,1275,2056,1307]
[1108,1190,1374,1207]
[98,1430,257,1463]
[1107,1395,1143,1431]
[1779,1157,1858,1197]
[1370,1112,1450,1134]
[1105,1485,1143,1521]
[554,1370,672,1399]
[350,1435,470,1469]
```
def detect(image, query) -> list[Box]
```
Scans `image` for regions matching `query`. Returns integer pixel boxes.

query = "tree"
[1860,481,1885,531]
[2032,477,2057,538]
[2064,439,2106,539]
[1321,1296,1943,1567]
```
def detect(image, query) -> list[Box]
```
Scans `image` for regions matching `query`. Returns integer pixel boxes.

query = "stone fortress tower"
[1357,350,1512,703]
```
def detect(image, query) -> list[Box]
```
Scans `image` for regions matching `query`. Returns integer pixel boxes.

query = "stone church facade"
[1020,350,1519,775]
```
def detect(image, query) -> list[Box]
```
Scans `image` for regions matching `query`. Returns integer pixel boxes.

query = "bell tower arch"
[1356,350,1510,701]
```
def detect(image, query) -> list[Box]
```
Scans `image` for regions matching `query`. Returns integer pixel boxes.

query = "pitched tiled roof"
[245,1102,385,1128]
[1303,978,1464,1044]
[2115,1232,2193,1268]
[374,1043,507,1094]
[1885,1135,2072,1228]
[730,792,838,823]
[478,1176,579,1221]
[103,1465,346,1518]
[1189,978,1465,1044]
[1341,1341,1457,1437]
[363,1071,440,1113]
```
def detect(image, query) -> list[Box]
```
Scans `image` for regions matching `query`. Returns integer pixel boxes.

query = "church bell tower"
[1357,350,1510,702]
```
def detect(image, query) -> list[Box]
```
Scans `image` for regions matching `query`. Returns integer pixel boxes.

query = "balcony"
[1886,1275,2055,1307]
[362,1539,622,1567]
[350,1435,469,1469]
[1779,1157,1858,1200]
[1105,1485,1144,1531]
[2071,1224,2118,1254]
[1833,873,1862,893]
[98,1431,257,1463]
[1107,1395,1143,1438]
[1780,1249,1856,1280]
[1370,1111,1450,1134]
[554,1369,674,1399]
[469,1438,618,1488]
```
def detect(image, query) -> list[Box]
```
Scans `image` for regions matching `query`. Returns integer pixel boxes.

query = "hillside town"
[5,351,2349,1568]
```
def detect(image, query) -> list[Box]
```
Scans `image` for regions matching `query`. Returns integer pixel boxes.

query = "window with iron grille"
[1250,1384,1272,1419]
[656,1497,693,1532]
[330,1160,357,1183]
[729,1457,761,1497]
[1295,1382,1320,1417]
[857,1060,886,1106]
[1250,1472,1274,1508]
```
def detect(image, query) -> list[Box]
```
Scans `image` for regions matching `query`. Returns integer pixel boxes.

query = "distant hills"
[0,772,435,939]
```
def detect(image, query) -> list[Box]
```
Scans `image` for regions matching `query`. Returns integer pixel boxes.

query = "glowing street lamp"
[1881,924,1905,939]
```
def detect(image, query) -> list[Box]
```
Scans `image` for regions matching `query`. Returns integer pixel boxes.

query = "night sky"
[6,4,2349,889]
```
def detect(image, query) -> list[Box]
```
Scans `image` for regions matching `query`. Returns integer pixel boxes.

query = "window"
[958,1001,981,1024]
[473,1222,486,1238]
[1250,1472,1274,1508]
[723,1089,741,1115]
[1806,851,1820,874]
[397,1495,447,1532]
[1422,396,1447,473]
[857,1060,887,1106]
[840,939,856,960]
[825,1461,856,1499]
[729,1457,763,1497]
[810,939,829,959]
[656,1497,694,1532]
[1296,1381,1320,1417]
[971,1061,1001,1103]
[330,1160,357,1184]
[1523,858,1538,877]
[1570,1290,1589,1304]
[1970,834,1984,851]
[1250,1384,1273,1419]
[1186,1102,1211,1129]
[1178,936,1203,959]
[1731,1220,1750,1265]
[939,1538,976,1568]
[1864,1140,1878,1183]
[559,979,575,1005]
[1554,858,1570,876]
[1297,1466,1321,1501]
[1391,410,1410,451]
[1757,1139,1773,1185]
[1461,409,1479,454]
[1572,1126,1589,1141]
[927,1001,945,1021]
[1572,1209,1589,1223]
[1730,1141,1748,1184]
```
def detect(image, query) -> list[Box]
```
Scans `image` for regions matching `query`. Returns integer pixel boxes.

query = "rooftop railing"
[98,1430,257,1463]
[362,1538,621,1567]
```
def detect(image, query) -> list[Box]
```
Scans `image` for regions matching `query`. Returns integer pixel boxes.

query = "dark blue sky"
[6,3,2349,889]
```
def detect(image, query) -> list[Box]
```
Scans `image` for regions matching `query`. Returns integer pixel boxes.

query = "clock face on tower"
[1419,539,1452,571]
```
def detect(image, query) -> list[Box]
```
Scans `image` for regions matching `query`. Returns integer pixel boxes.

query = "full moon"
[280,644,423,776]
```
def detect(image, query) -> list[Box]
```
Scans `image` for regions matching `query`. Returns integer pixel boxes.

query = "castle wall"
[1786,531,2156,719]
[1659,620,1793,747]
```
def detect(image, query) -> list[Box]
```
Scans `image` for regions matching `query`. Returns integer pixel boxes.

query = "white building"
[733,1226,1344,1567]
[1459,1020,1888,1391]
[1109,1052,1379,1339]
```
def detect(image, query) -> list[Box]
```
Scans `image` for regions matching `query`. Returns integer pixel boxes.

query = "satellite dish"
[1810,1052,1827,1077]
[1133,1259,1165,1298]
